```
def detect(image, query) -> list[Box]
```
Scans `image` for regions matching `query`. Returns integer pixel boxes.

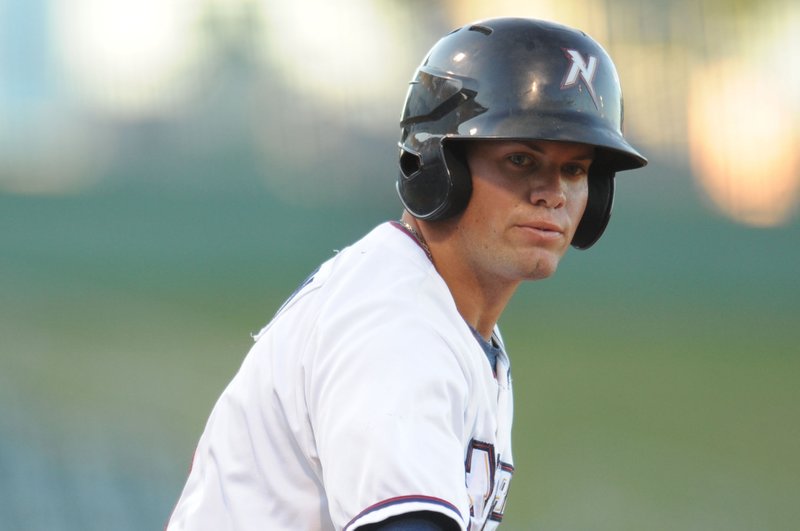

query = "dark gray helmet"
[396,17,647,249]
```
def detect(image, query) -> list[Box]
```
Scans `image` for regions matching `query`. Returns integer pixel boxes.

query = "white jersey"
[167,222,514,531]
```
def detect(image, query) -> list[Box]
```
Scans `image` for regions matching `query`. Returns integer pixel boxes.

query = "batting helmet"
[396,17,647,249]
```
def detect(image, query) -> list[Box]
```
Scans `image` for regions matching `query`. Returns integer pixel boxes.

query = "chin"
[525,266,558,281]
[522,252,563,280]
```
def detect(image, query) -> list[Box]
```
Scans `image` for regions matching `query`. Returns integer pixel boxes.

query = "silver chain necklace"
[399,220,433,262]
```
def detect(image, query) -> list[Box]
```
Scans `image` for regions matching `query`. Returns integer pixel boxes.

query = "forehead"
[463,139,595,159]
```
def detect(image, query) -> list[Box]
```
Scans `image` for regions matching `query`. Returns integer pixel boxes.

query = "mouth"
[518,220,564,235]
[515,220,566,243]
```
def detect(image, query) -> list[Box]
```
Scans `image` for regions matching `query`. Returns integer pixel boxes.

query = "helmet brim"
[453,109,648,172]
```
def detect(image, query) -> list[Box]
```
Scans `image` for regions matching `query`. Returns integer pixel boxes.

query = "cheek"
[567,180,590,223]
[464,176,513,222]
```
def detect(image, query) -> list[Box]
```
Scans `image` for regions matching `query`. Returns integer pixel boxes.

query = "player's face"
[456,139,592,282]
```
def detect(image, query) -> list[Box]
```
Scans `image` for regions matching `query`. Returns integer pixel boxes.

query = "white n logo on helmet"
[561,49,600,109]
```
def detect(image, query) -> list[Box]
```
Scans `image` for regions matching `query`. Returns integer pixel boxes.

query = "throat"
[451,282,517,342]
[439,256,519,339]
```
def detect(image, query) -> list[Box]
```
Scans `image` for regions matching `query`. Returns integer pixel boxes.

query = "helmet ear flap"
[572,172,614,249]
[436,140,472,219]
[397,140,473,220]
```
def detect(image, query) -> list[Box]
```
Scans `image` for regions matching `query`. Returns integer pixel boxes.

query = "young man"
[167,17,646,531]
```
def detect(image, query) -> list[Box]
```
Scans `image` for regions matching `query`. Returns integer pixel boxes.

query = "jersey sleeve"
[305,309,472,531]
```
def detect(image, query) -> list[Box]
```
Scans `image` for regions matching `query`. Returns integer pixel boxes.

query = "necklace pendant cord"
[393,220,433,262]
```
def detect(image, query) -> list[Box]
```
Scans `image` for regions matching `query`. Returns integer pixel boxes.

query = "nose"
[528,168,566,208]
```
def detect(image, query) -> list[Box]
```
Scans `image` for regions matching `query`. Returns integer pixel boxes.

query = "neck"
[400,212,519,340]
[438,256,519,340]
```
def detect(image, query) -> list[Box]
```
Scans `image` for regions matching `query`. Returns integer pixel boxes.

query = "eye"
[562,162,590,178]
[507,153,535,167]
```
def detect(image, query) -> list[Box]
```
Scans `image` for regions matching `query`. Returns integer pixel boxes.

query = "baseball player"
[167,17,646,531]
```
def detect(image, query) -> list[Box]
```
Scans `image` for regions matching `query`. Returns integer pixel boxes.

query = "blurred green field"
[1,174,798,529]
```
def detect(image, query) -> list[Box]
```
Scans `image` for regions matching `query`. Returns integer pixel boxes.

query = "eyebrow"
[515,142,595,161]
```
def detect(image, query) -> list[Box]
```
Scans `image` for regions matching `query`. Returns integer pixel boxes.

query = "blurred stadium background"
[1,0,798,529]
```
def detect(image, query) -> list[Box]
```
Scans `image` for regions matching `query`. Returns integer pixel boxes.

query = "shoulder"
[326,222,439,296]
[254,222,433,337]
[256,221,487,388]
[313,222,460,340]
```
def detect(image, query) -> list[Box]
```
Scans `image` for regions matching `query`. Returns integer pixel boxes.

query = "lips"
[518,220,564,235]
